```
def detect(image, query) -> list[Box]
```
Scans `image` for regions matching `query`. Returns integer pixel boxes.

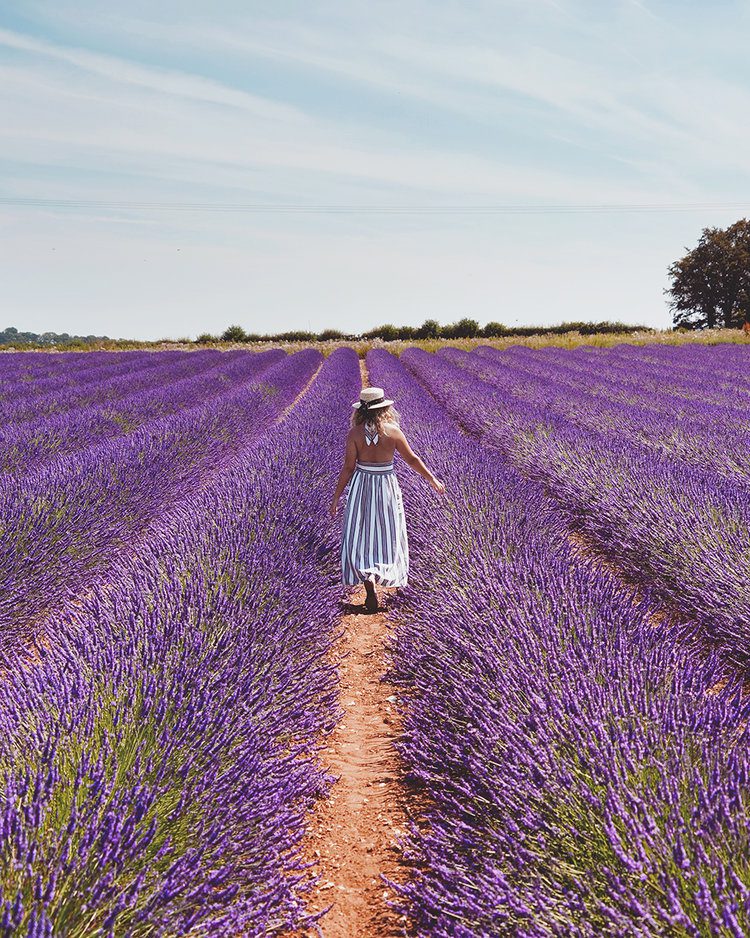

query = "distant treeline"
[1,326,111,347]
[0,319,654,351]
[204,318,652,344]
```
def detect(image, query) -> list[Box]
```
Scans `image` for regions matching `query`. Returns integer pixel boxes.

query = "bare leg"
[364,579,378,613]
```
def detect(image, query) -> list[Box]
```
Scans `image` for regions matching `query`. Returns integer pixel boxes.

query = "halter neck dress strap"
[364,420,379,446]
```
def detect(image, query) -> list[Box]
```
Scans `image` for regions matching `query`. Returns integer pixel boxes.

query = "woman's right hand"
[430,477,446,495]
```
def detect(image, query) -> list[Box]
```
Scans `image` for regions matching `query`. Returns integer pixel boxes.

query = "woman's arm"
[330,431,358,517]
[393,429,446,494]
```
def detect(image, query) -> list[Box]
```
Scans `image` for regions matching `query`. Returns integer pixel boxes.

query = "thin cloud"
[0,27,306,122]
[1,0,748,337]
[1,49,673,205]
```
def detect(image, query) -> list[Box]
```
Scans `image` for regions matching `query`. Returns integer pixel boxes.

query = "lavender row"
[578,342,750,393]
[403,346,750,667]
[0,352,240,429]
[0,350,224,432]
[534,342,750,402]
[453,346,750,481]
[470,345,750,430]
[0,351,319,659]
[369,348,750,937]
[0,352,180,427]
[0,350,284,477]
[0,348,360,935]
[0,351,129,385]
[0,352,168,413]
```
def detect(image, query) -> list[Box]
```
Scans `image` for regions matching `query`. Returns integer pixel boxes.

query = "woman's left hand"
[329,501,339,519]
[430,478,446,496]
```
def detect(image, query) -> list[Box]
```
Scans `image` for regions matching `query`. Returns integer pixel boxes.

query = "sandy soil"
[299,585,410,937]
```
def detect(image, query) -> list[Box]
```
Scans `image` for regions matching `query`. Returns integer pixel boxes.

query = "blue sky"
[1,0,749,339]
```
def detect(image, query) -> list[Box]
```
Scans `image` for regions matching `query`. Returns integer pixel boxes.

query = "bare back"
[351,420,399,464]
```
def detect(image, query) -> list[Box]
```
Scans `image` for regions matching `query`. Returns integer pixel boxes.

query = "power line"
[0,197,748,215]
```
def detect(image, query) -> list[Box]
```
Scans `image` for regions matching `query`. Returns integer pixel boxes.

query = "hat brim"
[352,399,394,410]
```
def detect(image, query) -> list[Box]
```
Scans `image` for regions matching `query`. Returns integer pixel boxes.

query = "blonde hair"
[351,404,400,436]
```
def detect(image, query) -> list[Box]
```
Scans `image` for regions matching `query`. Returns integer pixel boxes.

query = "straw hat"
[352,386,394,412]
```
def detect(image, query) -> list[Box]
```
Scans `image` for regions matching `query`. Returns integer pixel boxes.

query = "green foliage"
[195,333,218,344]
[442,317,480,339]
[363,324,400,341]
[0,325,109,347]
[497,320,647,338]
[360,323,419,341]
[667,218,750,329]
[220,324,247,342]
[482,321,509,337]
[416,319,441,339]
[317,328,345,340]
[558,320,642,336]
[274,330,317,342]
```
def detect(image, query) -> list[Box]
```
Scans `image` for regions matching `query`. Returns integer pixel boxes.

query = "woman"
[330,386,445,612]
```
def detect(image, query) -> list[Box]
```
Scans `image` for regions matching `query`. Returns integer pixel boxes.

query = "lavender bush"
[0,351,321,659]
[5,340,750,935]
[370,347,750,936]
[0,350,284,477]
[402,345,750,670]
[0,348,360,934]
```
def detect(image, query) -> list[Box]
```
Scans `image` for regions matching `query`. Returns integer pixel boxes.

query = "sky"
[1,1,750,340]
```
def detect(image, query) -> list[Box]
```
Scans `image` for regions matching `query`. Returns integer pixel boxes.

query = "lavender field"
[1,344,750,936]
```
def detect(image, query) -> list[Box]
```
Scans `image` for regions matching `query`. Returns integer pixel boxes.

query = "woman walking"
[330,386,445,612]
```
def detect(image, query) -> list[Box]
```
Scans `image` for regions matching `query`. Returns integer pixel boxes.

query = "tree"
[666,219,750,329]
[415,318,441,339]
[364,324,399,341]
[482,321,508,337]
[442,317,480,339]
[221,324,247,342]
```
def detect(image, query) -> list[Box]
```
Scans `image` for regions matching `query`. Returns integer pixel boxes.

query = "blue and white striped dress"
[341,461,409,587]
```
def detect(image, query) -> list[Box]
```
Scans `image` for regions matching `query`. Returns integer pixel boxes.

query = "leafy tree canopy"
[415,319,441,339]
[0,326,108,346]
[221,324,247,342]
[666,219,750,329]
[442,317,480,339]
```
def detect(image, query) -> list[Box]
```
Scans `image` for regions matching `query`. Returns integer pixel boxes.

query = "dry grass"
[2,328,750,358]
[186,327,750,358]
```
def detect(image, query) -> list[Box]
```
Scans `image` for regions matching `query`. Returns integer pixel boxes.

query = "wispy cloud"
[0,26,305,120]
[109,7,750,187]
[1,25,678,206]
[2,1,749,338]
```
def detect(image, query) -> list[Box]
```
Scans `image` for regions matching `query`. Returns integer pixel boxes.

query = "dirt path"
[279,360,323,423]
[303,586,409,937]
[296,357,410,936]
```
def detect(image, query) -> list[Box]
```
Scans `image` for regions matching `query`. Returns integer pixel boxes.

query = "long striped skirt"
[341,461,409,587]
